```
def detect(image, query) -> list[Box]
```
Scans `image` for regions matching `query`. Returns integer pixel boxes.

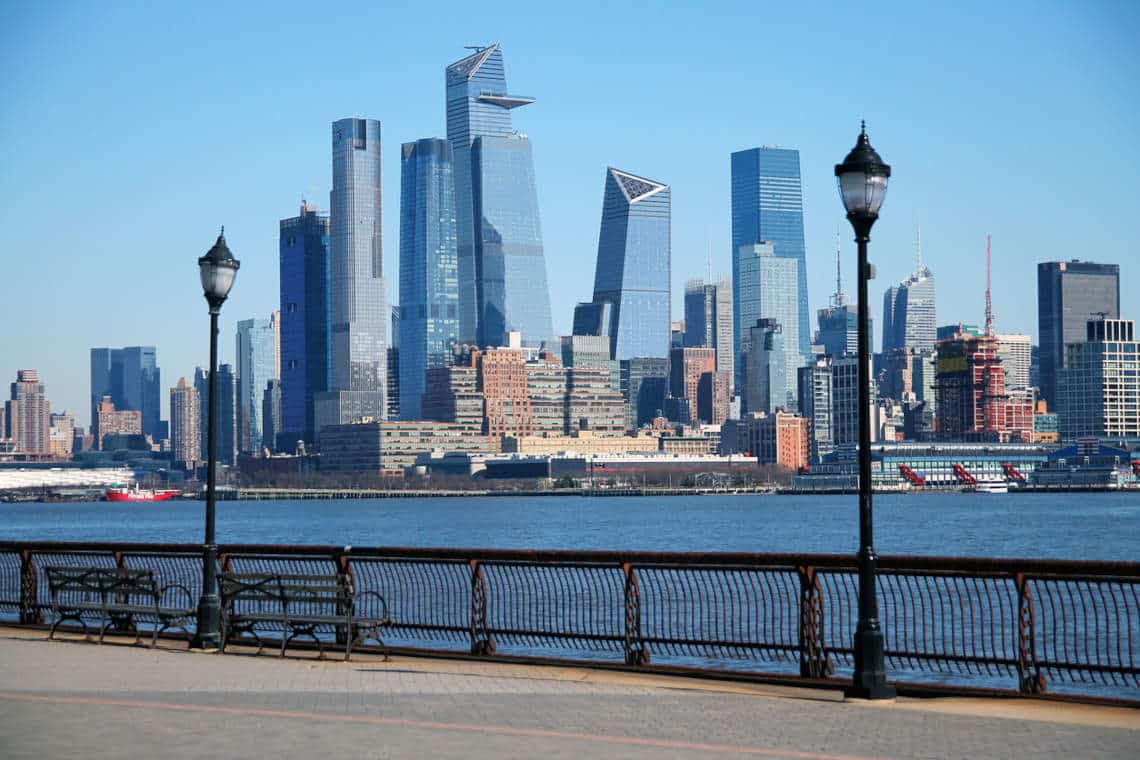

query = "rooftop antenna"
[706,227,713,283]
[915,224,923,271]
[984,234,994,337]
[831,227,846,307]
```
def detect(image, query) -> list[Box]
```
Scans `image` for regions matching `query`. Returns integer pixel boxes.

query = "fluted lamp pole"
[190,228,239,649]
[834,123,895,700]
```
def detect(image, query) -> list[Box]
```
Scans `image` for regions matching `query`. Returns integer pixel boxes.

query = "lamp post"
[190,228,240,649]
[834,123,895,700]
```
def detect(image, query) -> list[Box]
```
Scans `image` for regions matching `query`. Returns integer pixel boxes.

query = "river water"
[2,491,1137,559]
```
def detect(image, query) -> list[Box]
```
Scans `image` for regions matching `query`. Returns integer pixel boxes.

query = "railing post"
[1016,573,1046,694]
[19,550,42,625]
[623,563,649,666]
[110,551,134,634]
[335,550,351,647]
[469,560,495,655]
[798,565,832,678]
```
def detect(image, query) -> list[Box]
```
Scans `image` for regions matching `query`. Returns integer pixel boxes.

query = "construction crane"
[985,235,994,337]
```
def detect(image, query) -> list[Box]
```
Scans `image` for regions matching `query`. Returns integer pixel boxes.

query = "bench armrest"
[354,590,390,622]
[159,582,194,611]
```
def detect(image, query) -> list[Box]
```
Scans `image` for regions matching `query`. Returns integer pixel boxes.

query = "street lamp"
[834,123,895,700]
[190,228,240,649]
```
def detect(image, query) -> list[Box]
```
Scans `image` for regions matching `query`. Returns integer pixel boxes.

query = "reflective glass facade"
[737,243,804,403]
[89,346,161,440]
[731,148,810,363]
[1036,261,1120,406]
[236,317,277,454]
[279,205,330,447]
[472,136,553,348]
[885,268,936,353]
[326,117,387,422]
[399,138,460,420]
[446,43,552,349]
[582,168,671,361]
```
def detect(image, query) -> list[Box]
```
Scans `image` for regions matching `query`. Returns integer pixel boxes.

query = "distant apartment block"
[1058,318,1140,439]
[95,396,142,450]
[170,377,201,470]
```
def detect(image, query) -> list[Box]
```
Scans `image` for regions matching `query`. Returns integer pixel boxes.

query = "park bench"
[219,571,390,661]
[44,566,195,647]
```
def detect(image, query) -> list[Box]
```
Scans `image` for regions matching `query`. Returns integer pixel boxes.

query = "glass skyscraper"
[731,147,810,364]
[317,117,388,430]
[399,138,460,420]
[737,242,804,405]
[684,277,734,383]
[279,203,330,448]
[1036,260,1120,406]
[882,267,936,354]
[446,42,553,349]
[194,364,236,466]
[89,346,161,441]
[236,316,278,454]
[575,167,671,361]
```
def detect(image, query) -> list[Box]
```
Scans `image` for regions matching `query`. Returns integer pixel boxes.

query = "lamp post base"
[845,626,896,700]
[189,593,222,650]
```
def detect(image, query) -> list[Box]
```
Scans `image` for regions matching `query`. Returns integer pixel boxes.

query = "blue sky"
[2,1,1138,427]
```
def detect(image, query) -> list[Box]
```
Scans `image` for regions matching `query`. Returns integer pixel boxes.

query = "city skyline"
[3,4,1139,423]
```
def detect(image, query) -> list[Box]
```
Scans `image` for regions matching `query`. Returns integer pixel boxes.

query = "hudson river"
[2,492,1137,559]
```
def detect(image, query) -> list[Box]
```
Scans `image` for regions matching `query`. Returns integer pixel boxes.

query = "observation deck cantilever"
[477,91,535,109]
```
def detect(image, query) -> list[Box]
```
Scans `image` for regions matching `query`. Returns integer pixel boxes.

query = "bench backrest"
[44,566,159,602]
[220,572,353,617]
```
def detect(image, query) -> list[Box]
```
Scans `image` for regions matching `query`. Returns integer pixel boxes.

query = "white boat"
[973,480,1009,494]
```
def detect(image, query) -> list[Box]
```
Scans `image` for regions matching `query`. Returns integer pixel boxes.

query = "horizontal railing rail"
[0,541,1136,702]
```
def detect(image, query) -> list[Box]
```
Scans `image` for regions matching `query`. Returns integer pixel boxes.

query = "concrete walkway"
[0,628,1136,759]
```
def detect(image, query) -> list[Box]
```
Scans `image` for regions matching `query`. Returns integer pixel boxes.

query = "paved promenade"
[0,629,1136,759]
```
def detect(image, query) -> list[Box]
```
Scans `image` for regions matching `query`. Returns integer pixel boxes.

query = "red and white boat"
[105,484,180,502]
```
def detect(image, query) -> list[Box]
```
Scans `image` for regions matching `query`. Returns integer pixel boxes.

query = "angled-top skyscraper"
[317,118,388,431]
[446,42,553,349]
[731,147,810,365]
[575,168,671,361]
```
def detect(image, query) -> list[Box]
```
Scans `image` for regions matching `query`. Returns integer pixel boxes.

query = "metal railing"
[1,541,1136,702]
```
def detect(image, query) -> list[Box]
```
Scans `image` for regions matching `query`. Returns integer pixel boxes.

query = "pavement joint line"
[0,691,892,760]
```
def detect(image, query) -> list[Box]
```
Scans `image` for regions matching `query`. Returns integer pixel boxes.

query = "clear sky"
[2,1,1138,428]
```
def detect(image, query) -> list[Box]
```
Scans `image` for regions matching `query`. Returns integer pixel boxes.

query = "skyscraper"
[170,377,200,470]
[1036,261,1120,405]
[317,117,388,431]
[737,243,804,402]
[742,318,788,415]
[684,277,734,383]
[619,357,668,430]
[89,347,161,442]
[881,286,899,354]
[195,364,236,466]
[731,147,810,363]
[446,42,553,349]
[236,316,278,454]
[6,370,50,455]
[576,168,671,361]
[797,357,834,460]
[882,267,936,354]
[996,334,1032,393]
[399,138,460,420]
[1058,318,1140,439]
[815,244,866,359]
[279,203,331,448]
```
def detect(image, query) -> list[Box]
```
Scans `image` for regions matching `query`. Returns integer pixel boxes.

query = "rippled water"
[2,491,1137,559]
